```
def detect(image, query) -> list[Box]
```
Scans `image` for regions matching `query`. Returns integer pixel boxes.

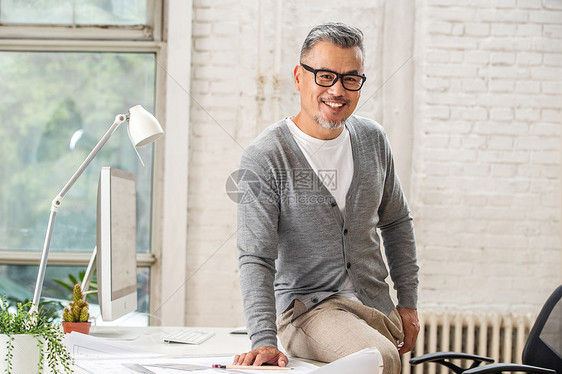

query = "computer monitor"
[93,166,138,321]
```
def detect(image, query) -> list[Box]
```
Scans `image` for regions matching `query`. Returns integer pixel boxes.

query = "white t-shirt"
[286,118,353,215]
[286,118,361,303]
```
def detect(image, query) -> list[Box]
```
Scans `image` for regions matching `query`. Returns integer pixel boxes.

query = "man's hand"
[233,346,288,367]
[396,307,420,354]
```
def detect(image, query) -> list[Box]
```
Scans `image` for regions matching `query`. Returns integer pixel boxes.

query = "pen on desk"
[212,364,293,370]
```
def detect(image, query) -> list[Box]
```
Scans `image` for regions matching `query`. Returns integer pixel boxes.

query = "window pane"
[0,0,147,25]
[0,51,156,255]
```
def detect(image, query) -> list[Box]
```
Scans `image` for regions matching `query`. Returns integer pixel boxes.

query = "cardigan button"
[331,201,337,207]
[312,297,319,304]
[343,229,348,235]
[346,262,351,269]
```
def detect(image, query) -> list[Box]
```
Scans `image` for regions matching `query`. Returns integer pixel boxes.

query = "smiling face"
[293,41,364,140]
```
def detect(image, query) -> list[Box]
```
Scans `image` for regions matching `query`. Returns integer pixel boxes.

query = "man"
[234,23,419,374]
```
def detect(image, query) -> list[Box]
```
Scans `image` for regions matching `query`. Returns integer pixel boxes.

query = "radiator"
[402,311,535,374]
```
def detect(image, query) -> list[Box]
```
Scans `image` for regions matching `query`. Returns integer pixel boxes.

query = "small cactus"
[62,283,89,322]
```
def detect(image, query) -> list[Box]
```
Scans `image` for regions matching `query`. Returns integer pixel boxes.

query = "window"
[0,1,163,325]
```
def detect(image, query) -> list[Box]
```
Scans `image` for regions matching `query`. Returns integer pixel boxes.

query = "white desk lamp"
[29,105,163,314]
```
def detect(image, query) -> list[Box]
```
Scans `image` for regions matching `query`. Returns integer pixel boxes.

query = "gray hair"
[300,22,365,62]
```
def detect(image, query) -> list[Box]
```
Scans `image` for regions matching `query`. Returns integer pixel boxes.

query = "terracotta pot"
[62,321,91,335]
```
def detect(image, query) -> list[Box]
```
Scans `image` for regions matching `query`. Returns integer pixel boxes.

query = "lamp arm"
[57,114,128,204]
[30,114,127,313]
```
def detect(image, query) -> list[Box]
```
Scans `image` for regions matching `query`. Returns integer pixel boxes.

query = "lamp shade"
[127,105,164,147]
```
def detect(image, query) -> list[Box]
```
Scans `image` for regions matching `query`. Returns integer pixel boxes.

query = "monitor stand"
[81,246,97,295]
[89,326,141,341]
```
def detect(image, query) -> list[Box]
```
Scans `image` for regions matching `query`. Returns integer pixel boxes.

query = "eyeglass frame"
[300,63,367,91]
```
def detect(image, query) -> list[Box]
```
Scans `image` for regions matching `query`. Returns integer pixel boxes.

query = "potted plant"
[62,284,91,335]
[0,296,73,373]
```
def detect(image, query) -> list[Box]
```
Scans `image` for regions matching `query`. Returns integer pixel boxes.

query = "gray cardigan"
[237,115,419,349]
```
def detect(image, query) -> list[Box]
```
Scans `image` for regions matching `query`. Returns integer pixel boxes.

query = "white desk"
[73,326,322,373]
[88,326,252,356]
[71,327,380,374]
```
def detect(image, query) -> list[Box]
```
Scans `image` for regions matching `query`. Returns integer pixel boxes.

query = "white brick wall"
[181,0,561,326]
[412,0,561,313]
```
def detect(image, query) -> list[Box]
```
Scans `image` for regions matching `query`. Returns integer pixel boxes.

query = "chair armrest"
[410,352,494,374]
[410,352,495,364]
[464,363,556,374]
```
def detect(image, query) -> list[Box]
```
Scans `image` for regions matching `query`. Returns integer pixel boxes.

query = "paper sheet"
[76,355,318,374]
[64,331,151,359]
[310,348,383,374]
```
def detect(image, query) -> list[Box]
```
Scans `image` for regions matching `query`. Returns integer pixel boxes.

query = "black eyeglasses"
[301,63,366,91]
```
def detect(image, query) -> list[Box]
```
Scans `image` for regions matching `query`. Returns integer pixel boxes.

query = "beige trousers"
[277,296,404,374]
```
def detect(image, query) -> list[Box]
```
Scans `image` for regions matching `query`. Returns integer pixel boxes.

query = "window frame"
[0,0,162,41]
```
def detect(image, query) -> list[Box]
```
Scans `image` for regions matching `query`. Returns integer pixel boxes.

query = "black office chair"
[410,285,562,374]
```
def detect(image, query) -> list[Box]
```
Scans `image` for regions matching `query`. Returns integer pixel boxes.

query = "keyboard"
[163,328,215,345]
